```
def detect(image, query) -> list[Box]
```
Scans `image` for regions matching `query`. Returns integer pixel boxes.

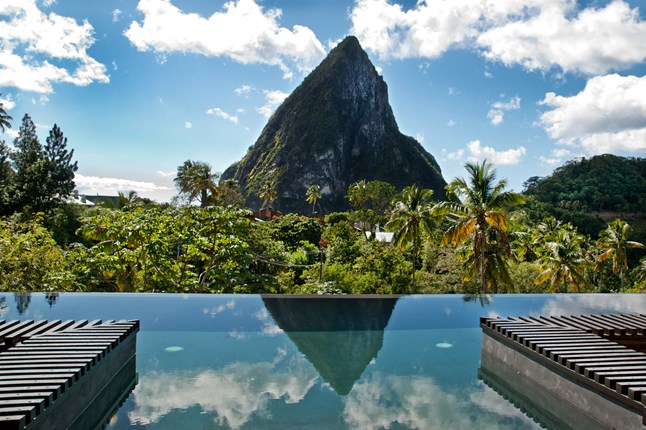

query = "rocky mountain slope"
[223,36,446,213]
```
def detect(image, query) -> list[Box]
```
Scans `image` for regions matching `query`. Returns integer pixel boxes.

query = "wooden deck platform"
[481,313,646,429]
[0,319,139,430]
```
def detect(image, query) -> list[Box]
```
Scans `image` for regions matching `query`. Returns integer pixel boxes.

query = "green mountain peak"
[223,35,446,213]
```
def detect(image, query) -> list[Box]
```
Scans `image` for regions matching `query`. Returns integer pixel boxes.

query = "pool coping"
[480,313,646,427]
[0,319,139,429]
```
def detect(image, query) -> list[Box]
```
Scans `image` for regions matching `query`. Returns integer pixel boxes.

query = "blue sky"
[1,0,646,202]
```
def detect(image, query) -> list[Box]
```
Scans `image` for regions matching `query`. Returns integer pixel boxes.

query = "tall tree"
[0,141,13,214]
[174,160,219,207]
[597,219,645,289]
[44,124,78,206]
[441,160,524,294]
[386,185,437,292]
[11,114,49,213]
[0,94,12,133]
[259,179,277,210]
[306,184,322,213]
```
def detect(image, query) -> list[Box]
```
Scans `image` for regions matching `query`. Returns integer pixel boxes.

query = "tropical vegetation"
[1,111,645,295]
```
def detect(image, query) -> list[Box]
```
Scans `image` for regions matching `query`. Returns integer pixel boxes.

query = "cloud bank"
[539,74,646,154]
[125,0,326,79]
[0,0,109,93]
[350,0,646,75]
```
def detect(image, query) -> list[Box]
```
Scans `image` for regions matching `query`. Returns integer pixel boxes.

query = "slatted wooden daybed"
[0,319,139,430]
[480,313,646,429]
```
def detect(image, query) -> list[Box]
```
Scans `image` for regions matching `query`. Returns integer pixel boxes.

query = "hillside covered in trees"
[523,154,646,242]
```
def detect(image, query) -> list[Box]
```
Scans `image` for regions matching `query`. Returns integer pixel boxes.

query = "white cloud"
[538,156,562,167]
[40,0,56,7]
[125,0,326,79]
[447,119,456,127]
[0,0,109,93]
[156,170,175,178]
[441,148,464,162]
[112,61,118,71]
[234,84,254,96]
[75,173,171,195]
[0,93,15,110]
[256,89,288,118]
[538,148,575,167]
[539,74,646,154]
[112,8,122,23]
[478,1,646,75]
[184,121,192,129]
[448,87,460,96]
[551,148,572,158]
[31,95,49,106]
[415,132,424,144]
[207,107,239,124]
[467,140,526,165]
[350,0,646,75]
[487,95,520,126]
[4,128,19,139]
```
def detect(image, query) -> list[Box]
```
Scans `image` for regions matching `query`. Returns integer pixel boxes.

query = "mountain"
[222,36,446,214]
[262,296,399,395]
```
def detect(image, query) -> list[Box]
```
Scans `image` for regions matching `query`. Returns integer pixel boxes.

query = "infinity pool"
[1,293,644,429]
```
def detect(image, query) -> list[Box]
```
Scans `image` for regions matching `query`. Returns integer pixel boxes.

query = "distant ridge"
[223,35,446,213]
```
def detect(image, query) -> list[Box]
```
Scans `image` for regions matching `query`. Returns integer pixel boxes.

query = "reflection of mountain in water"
[262,296,399,395]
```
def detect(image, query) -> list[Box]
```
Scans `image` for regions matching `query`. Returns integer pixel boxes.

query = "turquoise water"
[2,293,645,429]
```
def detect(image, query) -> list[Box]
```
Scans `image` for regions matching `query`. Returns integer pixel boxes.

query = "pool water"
[1,293,645,429]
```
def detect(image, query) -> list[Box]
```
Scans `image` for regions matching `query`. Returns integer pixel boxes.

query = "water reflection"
[128,349,318,429]
[14,291,30,314]
[345,373,540,430]
[2,292,60,315]
[262,296,398,395]
[539,294,646,316]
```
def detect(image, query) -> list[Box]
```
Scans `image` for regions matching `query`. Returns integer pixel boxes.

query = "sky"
[1,0,646,202]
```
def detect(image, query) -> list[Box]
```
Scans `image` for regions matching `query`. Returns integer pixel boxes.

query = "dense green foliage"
[524,155,646,213]
[2,147,646,295]
[524,155,646,240]
[1,115,77,216]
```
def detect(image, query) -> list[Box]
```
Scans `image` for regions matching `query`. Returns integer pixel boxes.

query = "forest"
[1,111,646,295]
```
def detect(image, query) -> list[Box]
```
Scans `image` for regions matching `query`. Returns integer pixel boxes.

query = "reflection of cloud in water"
[129,350,318,429]
[344,373,541,430]
[255,307,283,336]
[202,299,236,317]
[540,294,646,316]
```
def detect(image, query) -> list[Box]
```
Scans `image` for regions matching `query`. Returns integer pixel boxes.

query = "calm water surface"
[1,293,644,429]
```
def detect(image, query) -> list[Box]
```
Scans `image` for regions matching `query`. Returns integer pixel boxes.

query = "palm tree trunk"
[411,241,416,294]
[479,231,486,295]
[201,189,207,208]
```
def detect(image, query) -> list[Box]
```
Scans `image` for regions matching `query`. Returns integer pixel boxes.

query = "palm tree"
[386,185,437,292]
[535,228,588,292]
[441,160,524,294]
[0,94,12,133]
[306,184,322,213]
[347,180,370,231]
[597,219,645,289]
[174,160,219,207]
[259,179,277,209]
[116,190,138,209]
